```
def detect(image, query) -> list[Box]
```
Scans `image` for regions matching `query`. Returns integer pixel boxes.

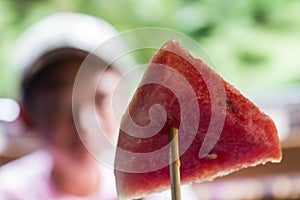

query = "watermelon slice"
[114,39,282,200]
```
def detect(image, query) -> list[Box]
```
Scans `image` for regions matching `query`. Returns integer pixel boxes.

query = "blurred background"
[0,0,300,199]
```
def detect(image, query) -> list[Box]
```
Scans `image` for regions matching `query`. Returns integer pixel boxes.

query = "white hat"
[13,12,135,76]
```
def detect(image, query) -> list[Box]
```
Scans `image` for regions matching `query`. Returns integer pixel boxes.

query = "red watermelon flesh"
[114,39,282,200]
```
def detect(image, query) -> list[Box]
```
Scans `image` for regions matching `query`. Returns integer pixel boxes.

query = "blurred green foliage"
[1,0,300,98]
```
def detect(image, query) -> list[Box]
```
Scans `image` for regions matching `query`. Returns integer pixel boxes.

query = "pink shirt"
[0,150,117,200]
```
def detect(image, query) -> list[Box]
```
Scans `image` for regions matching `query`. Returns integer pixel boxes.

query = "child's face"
[31,60,121,166]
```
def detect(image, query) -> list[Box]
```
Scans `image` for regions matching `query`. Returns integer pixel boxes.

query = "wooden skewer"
[169,127,181,200]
